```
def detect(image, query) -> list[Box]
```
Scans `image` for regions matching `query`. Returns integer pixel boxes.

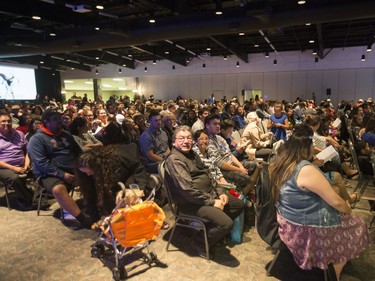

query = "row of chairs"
[0,176,72,221]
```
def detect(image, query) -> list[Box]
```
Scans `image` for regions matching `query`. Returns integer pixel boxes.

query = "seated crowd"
[0,93,373,276]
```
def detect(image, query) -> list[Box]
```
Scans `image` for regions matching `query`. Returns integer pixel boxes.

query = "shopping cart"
[90,185,166,280]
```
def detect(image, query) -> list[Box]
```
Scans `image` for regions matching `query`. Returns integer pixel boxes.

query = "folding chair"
[0,173,29,211]
[35,181,75,221]
[0,179,13,210]
[348,140,374,208]
[158,161,210,260]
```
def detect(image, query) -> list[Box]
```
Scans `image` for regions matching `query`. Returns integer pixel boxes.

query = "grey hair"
[172,125,193,142]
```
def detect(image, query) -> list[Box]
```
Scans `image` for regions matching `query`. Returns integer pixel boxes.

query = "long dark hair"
[78,145,120,208]
[269,124,314,201]
[69,116,87,136]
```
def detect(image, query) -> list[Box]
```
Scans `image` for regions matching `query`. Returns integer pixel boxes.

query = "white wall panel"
[189,75,201,100]
[200,75,212,100]
[167,76,179,100]
[236,73,250,98]
[276,72,292,101]
[306,71,323,102]
[178,76,189,98]
[224,74,236,99]
[355,69,375,100]
[212,74,225,100]
[291,71,307,100]
[338,69,356,102]
[263,72,277,99]
[322,70,339,104]
[249,73,264,91]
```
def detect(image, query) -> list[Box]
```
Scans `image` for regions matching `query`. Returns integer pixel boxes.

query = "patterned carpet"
[0,181,374,281]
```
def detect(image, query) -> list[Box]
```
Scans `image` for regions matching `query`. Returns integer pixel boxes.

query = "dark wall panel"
[35,69,62,102]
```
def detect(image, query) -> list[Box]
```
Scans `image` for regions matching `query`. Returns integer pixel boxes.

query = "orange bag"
[110,201,166,248]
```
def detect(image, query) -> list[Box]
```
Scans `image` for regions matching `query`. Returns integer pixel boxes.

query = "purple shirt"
[0,128,27,167]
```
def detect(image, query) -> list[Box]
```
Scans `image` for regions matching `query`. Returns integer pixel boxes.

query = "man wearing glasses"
[164,125,244,258]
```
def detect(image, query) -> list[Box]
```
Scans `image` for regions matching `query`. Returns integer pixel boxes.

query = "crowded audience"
[0,90,374,275]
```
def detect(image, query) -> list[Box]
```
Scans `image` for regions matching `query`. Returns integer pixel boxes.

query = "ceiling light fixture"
[367,43,372,52]
[95,70,98,75]
[95,27,100,31]
[149,18,156,23]
[49,31,56,36]
[309,40,315,44]
[144,67,148,72]
[206,46,211,51]
[254,44,259,47]
[236,61,240,67]
[165,51,169,55]
[186,58,190,63]
[40,60,44,64]
[153,59,156,65]
[305,23,311,26]
[118,68,122,74]
[239,32,245,36]
[265,52,269,58]
[361,54,366,61]
[312,49,317,55]
[202,63,206,69]
[96,5,104,10]
[224,55,228,60]
[298,0,306,4]
[215,0,223,15]
[273,59,277,65]
[32,15,41,20]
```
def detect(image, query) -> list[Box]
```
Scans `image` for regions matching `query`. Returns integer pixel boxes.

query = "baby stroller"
[90,183,166,280]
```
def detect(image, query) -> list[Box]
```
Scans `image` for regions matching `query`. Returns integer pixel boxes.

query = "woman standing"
[269,124,371,280]
[267,103,289,141]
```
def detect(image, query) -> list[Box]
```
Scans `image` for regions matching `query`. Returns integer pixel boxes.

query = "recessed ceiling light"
[239,32,245,36]
[70,67,74,70]
[298,0,306,4]
[49,32,56,36]
[40,60,44,64]
[96,5,104,10]
[95,27,100,31]
[309,40,315,43]
[305,23,311,26]
[254,44,259,47]
[95,56,100,60]
[32,16,41,20]
[149,19,156,23]
[165,51,169,55]
[128,54,132,57]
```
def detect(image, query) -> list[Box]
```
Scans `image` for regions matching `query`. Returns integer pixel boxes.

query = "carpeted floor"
[0,180,374,281]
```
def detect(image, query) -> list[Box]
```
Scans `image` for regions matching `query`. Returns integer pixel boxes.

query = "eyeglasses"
[176,136,193,142]
[197,138,209,142]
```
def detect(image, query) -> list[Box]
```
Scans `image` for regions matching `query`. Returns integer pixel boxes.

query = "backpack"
[255,164,280,249]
